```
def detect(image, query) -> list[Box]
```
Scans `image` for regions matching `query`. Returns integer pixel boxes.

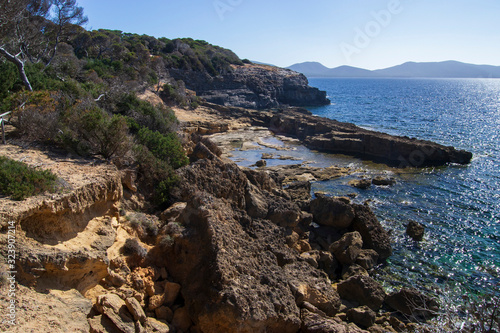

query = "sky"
[77,0,500,70]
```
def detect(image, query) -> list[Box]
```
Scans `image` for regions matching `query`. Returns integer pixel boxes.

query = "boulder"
[125,297,146,324]
[255,159,267,167]
[95,294,135,333]
[347,306,376,328]
[145,317,171,333]
[159,194,341,333]
[356,249,380,271]
[310,194,355,229]
[386,288,439,319]
[329,231,363,265]
[337,276,386,311]
[349,179,372,189]
[406,220,425,241]
[371,176,396,186]
[341,264,369,280]
[266,195,301,228]
[300,308,349,333]
[285,181,312,201]
[245,182,269,219]
[351,204,392,261]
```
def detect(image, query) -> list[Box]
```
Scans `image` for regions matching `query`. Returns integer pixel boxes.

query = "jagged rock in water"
[386,288,439,319]
[351,204,392,262]
[310,194,355,229]
[349,179,372,190]
[406,220,425,241]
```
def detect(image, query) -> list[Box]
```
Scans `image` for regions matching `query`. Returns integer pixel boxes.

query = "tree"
[0,0,87,91]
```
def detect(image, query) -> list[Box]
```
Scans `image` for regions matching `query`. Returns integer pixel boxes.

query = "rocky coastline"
[0,83,474,332]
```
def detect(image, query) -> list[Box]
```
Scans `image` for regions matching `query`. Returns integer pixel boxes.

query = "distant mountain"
[287,61,500,78]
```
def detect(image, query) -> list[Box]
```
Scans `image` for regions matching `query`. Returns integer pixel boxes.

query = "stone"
[406,220,425,241]
[310,194,355,229]
[351,204,392,261]
[148,294,166,311]
[349,179,372,189]
[245,182,269,219]
[266,195,301,228]
[121,169,137,192]
[155,306,174,323]
[386,288,439,319]
[329,231,363,265]
[300,308,349,333]
[341,264,369,280]
[145,317,171,333]
[88,314,122,333]
[172,306,192,332]
[337,276,386,311]
[164,282,181,306]
[347,306,376,328]
[160,202,187,223]
[125,297,147,323]
[294,239,312,253]
[96,294,135,333]
[255,159,267,167]
[355,249,380,271]
[285,181,312,201]
[371,176,396,186]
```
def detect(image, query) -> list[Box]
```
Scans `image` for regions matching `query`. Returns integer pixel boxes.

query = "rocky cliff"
[169,64,330,109]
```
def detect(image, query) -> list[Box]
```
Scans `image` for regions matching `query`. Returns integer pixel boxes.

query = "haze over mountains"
[287,61,500,78]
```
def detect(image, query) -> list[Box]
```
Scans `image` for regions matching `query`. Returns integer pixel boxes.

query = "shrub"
[120,238,147,258]
[136,127,188,169]
[0,156,57,200]
[65,107,130,159]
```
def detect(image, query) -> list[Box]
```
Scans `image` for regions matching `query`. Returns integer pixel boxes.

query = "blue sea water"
[307,78,500,297]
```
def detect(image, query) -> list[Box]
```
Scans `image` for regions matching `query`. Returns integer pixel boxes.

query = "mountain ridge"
[287,60,500,78]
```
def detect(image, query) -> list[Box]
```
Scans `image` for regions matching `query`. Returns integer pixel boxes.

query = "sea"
[228,78,500,302]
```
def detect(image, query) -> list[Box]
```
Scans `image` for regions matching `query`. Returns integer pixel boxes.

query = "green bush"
[0,156,57,200]
[136,127,188,169]
[66,107,130,159]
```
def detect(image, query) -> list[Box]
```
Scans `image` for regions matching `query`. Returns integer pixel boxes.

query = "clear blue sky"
[77,0,500,70]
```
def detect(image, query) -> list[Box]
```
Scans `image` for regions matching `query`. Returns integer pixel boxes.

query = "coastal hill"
[288,60,500,78]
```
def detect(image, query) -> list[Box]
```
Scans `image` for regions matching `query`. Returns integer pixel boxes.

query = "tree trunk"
[0,47,33,91]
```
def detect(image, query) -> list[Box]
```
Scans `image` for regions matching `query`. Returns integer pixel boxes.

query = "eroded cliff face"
[169,64,330,109]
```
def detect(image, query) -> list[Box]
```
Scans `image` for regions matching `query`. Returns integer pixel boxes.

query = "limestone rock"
[386,288,439,319]
[341,264,369,280]
[347,306,376,328]
[310,194,355,229]
[349,179,372,190]
[371,176,396,186]
[245,182,269,219]
[164,282,181,306]
[146,317,171,333]
[285,181,312,201]
[158,194,341,333]
[125,297,146,324]
[406,220,425,241]
[169,64,330,109]
[337,276,386,311]
[96,294,135,333]
[351,204,392,261]
[329,231,363,265]
[155,306,174,323]
[300,308,349,333]
[355,249,380,271]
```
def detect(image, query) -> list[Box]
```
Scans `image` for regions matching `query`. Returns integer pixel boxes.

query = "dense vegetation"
[0,156,57,200]
[0,2,244,206]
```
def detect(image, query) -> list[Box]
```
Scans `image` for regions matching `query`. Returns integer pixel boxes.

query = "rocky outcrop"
[406,220,425,241]
[169,64,330,109]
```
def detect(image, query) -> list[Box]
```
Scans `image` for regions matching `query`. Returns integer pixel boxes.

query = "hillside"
[287,60,500,78]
